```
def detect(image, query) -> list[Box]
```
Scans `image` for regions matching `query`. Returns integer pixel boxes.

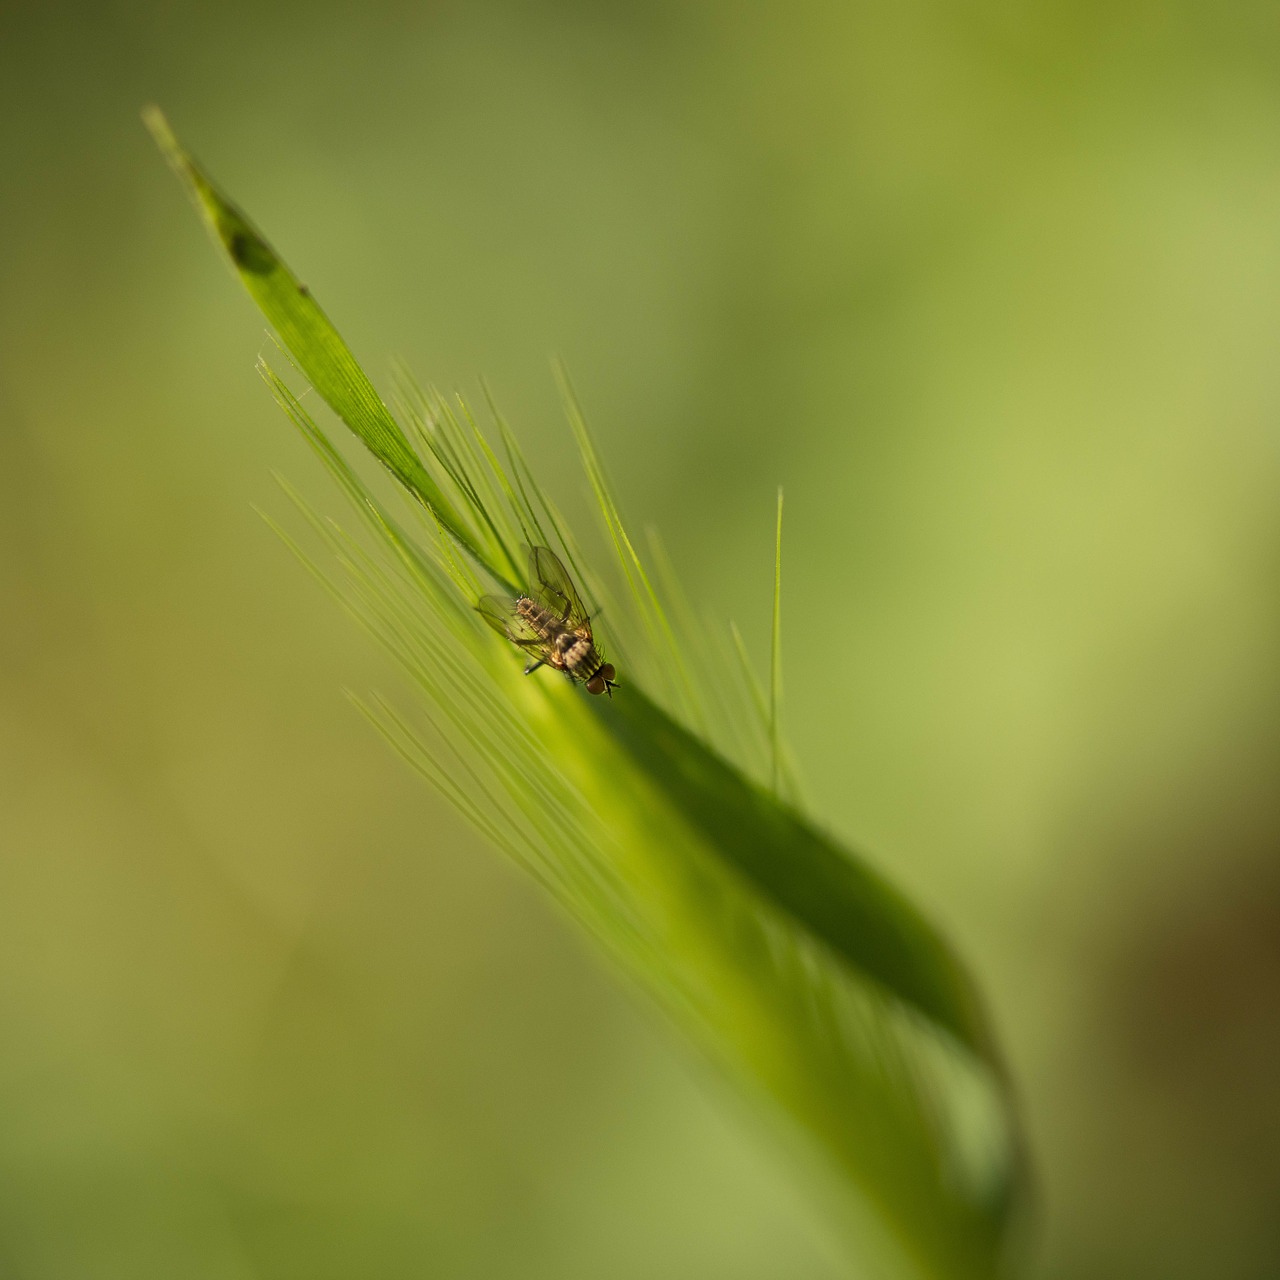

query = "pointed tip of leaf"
[140,104,174,151]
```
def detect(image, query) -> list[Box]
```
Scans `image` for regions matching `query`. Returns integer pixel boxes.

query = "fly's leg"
[524,659,546,675]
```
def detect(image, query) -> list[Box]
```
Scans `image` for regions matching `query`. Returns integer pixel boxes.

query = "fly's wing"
[476,594,547,653]
[527,545,589,628]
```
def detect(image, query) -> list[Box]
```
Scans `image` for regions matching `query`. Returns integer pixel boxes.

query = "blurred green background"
[3,1,1280,1276]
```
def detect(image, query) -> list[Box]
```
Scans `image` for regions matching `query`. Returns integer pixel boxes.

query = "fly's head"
[585,663,617,697]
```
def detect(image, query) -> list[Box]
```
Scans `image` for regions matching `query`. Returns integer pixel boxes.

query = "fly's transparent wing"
[527,545,588,628]
[477,594,548,653]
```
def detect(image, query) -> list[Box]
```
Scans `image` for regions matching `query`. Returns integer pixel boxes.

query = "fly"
[477,546,618,697]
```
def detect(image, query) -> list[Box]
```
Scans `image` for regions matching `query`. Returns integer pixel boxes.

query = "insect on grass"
[478,545,619,696]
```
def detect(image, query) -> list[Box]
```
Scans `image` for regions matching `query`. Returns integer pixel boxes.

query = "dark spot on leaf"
[228,228,275,275]
[298,283,310,296]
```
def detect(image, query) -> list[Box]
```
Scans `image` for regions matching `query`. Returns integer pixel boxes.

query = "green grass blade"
[149,114,1031,1280]
[592,687,996,1063]
[142,107,512,591]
